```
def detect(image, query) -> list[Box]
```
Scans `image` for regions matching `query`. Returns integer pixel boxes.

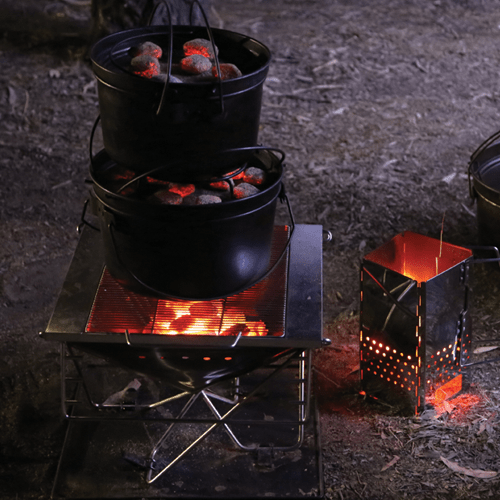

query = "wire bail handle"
[151,0,225,117]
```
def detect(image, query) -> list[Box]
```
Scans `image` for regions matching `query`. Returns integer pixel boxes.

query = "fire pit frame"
[42,224,326,498]
[57,346,313,482]
[50,350,324,499]
[44,223,326,421]
[58,342,312,426]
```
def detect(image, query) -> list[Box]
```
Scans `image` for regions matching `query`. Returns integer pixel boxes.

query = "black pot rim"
[471,142,500,204]
[90,25,271,97]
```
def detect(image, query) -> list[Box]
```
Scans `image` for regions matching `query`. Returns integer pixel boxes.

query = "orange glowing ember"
[113,169,135,181]
[212,63,242,80]
[153,299,268,336]
[183,38,217,60]
[434,375,462,404]
[146,176,169,186]
[184,46,212,59]
[225,169,245,180]
[131,56,160,79]
[167,183,195,197]
[364,232,472,283]
[430,390,486,423]
[209,180,230,191]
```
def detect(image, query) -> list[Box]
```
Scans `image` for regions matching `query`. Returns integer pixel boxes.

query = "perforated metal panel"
[360,232,472,414]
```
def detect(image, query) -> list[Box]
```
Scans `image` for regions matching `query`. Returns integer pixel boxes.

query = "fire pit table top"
[41,224,325,349]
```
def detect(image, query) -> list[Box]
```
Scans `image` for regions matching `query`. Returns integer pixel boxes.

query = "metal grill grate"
[86,226,289,337]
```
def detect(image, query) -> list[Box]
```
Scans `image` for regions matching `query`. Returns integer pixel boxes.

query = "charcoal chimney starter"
[360,231,473,414]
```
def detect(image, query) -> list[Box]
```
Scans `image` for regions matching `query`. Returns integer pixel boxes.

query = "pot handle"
[77,198,100,234]
[152,0,225,117]
[148,1,174,117]
[467,245,500,265]
[104,189,296,302]
[117,145,286,192]
[89,114,101,168]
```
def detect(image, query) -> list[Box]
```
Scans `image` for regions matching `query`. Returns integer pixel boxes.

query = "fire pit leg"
[61,343,194,418]
[202,350,310,451]
[146,350,311,484]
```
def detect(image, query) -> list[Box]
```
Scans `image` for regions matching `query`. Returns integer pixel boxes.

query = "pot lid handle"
[154,0,225,117]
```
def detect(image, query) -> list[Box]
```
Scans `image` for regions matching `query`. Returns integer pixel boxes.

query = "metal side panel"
[284,224,323,348]
[42,227,104,336]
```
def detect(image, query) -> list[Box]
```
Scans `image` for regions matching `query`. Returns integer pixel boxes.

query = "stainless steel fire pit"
[41,223,327,499]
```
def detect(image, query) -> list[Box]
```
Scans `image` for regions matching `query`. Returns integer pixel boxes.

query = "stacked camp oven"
[88,6,284,301]
[41,3,330,499]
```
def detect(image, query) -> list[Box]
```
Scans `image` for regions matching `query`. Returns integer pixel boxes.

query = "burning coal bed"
[130,38,242,82]
[102,163,268,205]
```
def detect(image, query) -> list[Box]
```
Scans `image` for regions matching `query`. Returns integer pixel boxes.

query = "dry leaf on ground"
[381,455,400,472]
[440,456,498,479]
[474,346,499,354]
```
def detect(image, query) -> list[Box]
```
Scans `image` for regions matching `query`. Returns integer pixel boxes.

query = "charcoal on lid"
[150,190,183,205]
[212,63,242,81]
[234,183,260,199]
[130,41,162,59]
[183,38,219,60]
[130,55,160,78]
[180,54,212,75]
[243,167,266,186]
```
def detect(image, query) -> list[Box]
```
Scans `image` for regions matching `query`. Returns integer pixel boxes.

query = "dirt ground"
[2,0,500,499]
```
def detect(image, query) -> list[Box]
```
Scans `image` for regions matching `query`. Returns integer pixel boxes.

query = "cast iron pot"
[469,129,500,249]
[90,25,271,181]
[90,147,289,300]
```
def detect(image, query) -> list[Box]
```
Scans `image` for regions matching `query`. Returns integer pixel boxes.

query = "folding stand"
[51,346,323,499]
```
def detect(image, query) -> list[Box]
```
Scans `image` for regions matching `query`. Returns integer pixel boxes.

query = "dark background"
[1,0,500,498]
